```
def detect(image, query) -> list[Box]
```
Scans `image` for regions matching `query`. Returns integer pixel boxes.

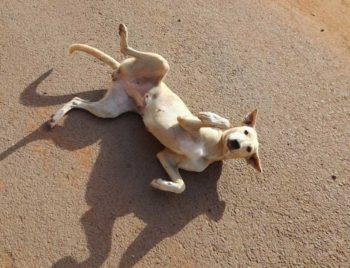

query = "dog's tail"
[69,44,120,70]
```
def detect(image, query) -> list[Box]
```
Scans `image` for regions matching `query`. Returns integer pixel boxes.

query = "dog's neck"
[202,129,227,162]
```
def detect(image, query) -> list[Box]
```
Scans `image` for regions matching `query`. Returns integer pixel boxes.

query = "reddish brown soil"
[1,0,349,267]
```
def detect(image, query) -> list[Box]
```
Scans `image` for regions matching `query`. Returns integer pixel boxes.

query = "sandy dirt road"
[1,0,349,267]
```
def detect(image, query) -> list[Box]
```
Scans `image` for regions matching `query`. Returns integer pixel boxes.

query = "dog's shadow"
[3,69,226,267]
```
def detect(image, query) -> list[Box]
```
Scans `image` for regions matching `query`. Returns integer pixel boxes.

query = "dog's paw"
[150,178,185,194]
[48,117,57,129]
[49,111,64,128]
[119,24,128,37]
[150,178,164,189]
[150,178,174,191]
[198,112,219,123]
[197,112,230,129]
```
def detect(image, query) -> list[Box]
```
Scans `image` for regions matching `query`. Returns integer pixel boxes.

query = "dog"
[49,24,262,194]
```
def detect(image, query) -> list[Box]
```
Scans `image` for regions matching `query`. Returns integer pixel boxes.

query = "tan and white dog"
[50,24,262,194]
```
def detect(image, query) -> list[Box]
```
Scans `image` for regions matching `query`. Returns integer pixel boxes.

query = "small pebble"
[320,29,324,32]
[177,19,181,22]
[331,175,336,180]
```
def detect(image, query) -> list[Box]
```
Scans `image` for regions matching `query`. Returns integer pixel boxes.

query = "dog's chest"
[142,85,190,127]
[142,88,208,158]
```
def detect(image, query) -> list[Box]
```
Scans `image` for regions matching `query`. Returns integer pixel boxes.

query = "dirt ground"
[1,0,349,267]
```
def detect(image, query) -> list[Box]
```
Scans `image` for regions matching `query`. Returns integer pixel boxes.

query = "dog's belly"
[142,84,205,158]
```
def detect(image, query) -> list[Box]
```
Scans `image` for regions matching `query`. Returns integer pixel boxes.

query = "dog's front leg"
[177,112,230,134]
[197,112,230,129]
[177,116,203,133]
[150,149,185,194]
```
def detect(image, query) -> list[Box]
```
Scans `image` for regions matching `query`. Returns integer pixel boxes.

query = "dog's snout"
[228,139,240,150]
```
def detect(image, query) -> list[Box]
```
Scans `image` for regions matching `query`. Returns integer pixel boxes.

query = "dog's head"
[222,109,262,172]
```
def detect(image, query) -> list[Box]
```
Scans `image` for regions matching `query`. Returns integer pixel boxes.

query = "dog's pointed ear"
[246,152,262,172]
[243,109,258,127]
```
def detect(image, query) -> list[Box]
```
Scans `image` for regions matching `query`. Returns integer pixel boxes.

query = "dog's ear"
[246,152,262,172]
[243,109,258,127]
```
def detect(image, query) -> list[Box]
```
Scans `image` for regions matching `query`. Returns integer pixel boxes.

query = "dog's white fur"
[50,24,262,194]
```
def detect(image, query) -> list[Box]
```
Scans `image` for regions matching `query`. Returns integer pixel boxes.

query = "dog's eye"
[247,146,252,153]
[244,130,249,135]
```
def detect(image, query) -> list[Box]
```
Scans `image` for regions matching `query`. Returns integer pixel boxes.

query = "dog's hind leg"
[150,149,186,194]
[49,87,136,128]
[118,24,170,84]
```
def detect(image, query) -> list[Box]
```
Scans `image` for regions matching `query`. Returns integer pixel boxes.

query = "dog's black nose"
[228,139,240,150]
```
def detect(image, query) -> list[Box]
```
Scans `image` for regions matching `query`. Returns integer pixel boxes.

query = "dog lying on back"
[50,24,262,193]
